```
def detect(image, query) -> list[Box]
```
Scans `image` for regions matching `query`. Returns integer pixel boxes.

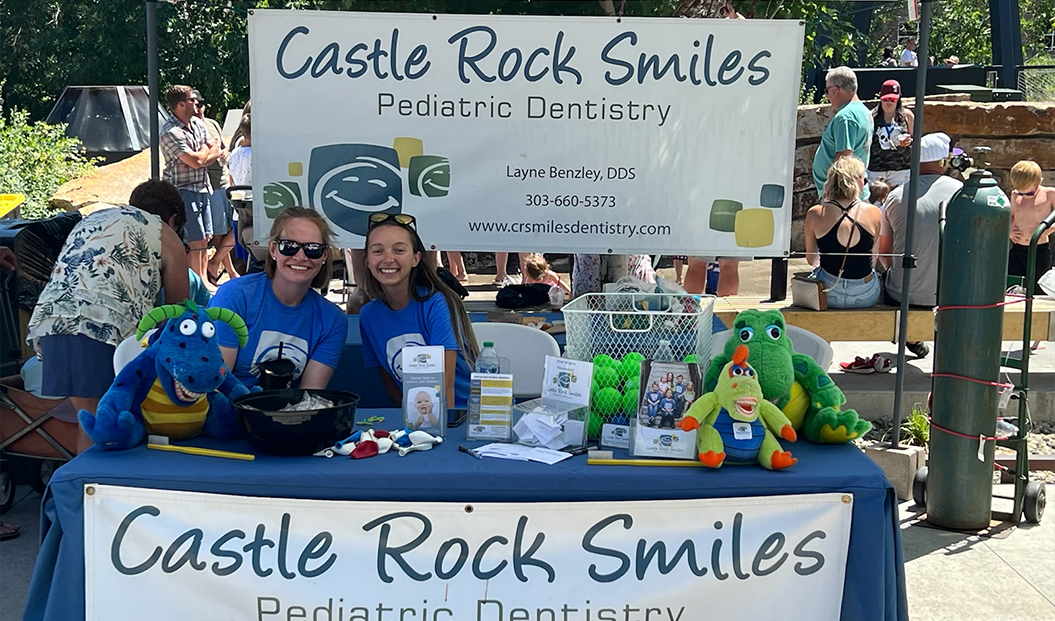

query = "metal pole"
[146,0,160,180]
[891,0,931,446]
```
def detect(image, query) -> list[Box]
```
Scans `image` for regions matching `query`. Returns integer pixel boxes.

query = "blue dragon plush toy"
[79,300,255,451]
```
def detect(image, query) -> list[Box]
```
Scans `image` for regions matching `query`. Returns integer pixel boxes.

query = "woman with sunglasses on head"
[804,156,884,309]
[209,207,348,389]
[358,213,478,410]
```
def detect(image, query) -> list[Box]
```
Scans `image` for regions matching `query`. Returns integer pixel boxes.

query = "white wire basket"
[563,292,715,363]
[563,293,714,443]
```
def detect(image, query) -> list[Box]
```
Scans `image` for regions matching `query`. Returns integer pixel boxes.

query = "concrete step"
[828,341,1054,423]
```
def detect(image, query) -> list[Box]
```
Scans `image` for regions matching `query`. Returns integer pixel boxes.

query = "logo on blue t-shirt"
[385,332,426,382]
[250,331,309,379]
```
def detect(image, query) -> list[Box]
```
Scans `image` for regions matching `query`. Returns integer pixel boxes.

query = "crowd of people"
[12,61,1053,455]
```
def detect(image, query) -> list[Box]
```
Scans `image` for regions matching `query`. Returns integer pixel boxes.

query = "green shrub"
[0,106,98,219]
[900,404,931,447]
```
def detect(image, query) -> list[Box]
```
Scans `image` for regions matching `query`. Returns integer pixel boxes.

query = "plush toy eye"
[766,325,782,340]
[745,367,756,378]
[732,366,744,376]
[201,322,216,338]
[738,327,754,342]
[179,319,196,336]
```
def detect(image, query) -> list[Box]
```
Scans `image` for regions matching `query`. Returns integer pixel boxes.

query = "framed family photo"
[629,360,702,459]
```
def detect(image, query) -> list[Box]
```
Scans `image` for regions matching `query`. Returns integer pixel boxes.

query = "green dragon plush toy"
[704,309,871,444]
[680,344,797,470]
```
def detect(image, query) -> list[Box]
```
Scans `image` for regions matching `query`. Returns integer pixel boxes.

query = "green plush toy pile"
[704,309,870,444]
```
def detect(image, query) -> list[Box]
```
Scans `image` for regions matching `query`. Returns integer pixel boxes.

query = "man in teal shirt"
[813,66,874,201]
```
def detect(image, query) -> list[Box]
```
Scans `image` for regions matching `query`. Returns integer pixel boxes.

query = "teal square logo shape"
[408,156,450,198]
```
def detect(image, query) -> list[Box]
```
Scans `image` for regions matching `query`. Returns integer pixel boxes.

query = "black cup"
[258,358,296,391]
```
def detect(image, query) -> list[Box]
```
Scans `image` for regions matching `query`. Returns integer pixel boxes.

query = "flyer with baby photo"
[630,360,701,459]
[402,346,447,437]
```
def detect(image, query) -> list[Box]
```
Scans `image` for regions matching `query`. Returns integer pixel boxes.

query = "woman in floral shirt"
[26,180,190,447]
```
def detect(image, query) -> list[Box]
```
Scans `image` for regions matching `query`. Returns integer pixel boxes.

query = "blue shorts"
[180,189,212,242]
[40,334,116,399]
[209,189,232,235]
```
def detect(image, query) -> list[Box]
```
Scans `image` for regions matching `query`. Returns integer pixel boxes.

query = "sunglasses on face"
[275,239,327,259]
[368,213,417,229]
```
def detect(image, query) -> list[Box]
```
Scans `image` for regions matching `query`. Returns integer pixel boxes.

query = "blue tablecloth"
[23,411,906,621]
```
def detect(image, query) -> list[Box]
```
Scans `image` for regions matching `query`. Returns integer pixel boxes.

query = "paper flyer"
[402,346,446,437]
[630,360,701,459]
[468,373,514,441]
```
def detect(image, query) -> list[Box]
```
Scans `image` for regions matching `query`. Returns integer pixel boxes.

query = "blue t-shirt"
[646,390,662,405]
[660,397,676,414]
[359,291,472,409]
[209,272,348,388]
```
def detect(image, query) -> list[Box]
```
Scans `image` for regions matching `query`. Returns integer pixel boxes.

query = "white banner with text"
[85,485,852,621]
[247,11,803,255]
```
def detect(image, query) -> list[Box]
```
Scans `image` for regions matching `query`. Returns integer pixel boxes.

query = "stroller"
[0,212,83,513]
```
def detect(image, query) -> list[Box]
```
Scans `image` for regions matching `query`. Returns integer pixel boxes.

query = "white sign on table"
[85,485,852,620]
[248,11,803,255]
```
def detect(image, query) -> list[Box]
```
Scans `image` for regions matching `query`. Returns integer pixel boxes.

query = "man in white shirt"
[900,38,918,67]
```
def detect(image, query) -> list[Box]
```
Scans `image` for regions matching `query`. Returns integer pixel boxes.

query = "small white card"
[733,422,753,440]
[601,423,631,449]
[542,356,593,407]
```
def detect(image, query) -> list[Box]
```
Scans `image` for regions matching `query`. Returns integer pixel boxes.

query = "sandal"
[206,266,226,287]
[840,355,878,374]
[0,521,20,541]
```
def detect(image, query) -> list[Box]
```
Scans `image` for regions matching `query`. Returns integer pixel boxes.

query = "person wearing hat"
[877,132,963,358]
[867,79,915,189]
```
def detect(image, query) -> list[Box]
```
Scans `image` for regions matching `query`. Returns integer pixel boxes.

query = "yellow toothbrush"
[147,435,255,460]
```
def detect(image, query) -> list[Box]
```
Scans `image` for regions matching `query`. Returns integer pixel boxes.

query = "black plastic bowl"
[233,389,360,456]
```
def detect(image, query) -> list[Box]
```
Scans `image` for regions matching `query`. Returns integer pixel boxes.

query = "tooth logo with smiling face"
[408,156,450,198]
[309,144,404,236]
[262,181,302,219]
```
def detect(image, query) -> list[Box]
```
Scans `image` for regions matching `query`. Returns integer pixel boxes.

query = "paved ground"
[4,482,1051,620]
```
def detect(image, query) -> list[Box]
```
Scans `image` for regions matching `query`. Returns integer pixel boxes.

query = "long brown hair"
[363,220,479,366]
[265,206,335,290]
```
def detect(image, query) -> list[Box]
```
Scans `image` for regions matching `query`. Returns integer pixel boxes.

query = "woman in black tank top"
[804,156,884,308]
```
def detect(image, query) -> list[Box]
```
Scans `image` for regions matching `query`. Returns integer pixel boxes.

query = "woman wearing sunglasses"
[358,213,478,410]
[209,207,348,389]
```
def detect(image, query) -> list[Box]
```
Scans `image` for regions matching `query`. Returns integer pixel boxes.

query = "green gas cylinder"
[928,170,1010,530]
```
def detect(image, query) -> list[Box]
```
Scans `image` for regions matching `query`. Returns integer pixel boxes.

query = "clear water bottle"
[548,284,565,309]
[653,339,675,362]
[476,341,501,374]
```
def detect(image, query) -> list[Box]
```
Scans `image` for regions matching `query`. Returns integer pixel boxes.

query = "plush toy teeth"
[174,380,205,402]
[734,397,757,417]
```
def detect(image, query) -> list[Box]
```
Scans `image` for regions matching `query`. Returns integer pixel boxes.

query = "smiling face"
[414,391,433,415]
[366,224,421,298]
[269,217,326,288]
[309,144,403,236]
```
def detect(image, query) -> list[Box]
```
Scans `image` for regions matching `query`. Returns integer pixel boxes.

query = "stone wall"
[791,97,1055,251]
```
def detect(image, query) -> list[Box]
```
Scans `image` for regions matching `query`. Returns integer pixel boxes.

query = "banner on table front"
[247,11,803,255]
[85,485,852,621]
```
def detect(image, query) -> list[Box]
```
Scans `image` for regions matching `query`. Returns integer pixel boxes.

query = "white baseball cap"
[920,133,951,163]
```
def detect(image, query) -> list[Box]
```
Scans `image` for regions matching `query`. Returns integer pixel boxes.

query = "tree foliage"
[0,106,98,219]
[1,0,1049,124]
